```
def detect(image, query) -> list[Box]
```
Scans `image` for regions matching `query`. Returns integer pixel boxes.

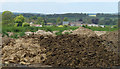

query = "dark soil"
[2,34,120,68]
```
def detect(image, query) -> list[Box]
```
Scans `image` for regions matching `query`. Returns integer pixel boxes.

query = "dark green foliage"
[2,11,14,26]
[57,17,61,25]
[85,26,118,31]
[37,17,44,24]
[64,32,70,34]
[22,22,30,27]
[19,32,25,37]
[44,28,53,32]
[55,31,62,35]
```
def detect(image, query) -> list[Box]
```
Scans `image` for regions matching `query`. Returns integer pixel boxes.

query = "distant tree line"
[2,11,118,26]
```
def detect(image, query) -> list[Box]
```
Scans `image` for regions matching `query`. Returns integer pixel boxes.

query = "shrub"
[19,32,25,37]
[55,32,62,35]
[64,32,70,34]
[45,28,53,32]
[22,22,30,27]
[58,25,63,27]
[112,25,118,28]
[64,25,69,27]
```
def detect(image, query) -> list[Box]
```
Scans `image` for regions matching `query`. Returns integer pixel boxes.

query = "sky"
[0,0,119,14]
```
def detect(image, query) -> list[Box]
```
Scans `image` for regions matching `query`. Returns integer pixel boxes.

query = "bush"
[45,28,53,32]
[14,23,19,27]
[64,25,69,27]
[112,25,118,28]
[19,32,25,37]
[58,25,63,27]
[22,22,30,27]
[55,32,62,35]
[64,32,70,34]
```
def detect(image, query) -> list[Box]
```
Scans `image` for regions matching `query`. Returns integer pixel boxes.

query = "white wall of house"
[63,21,69,25]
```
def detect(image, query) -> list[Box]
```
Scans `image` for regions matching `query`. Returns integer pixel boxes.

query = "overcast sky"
[0,0,119,14]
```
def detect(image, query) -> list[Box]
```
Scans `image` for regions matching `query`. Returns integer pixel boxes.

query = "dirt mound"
[25,30,55,36]
[2,34,120,68]
[71,27,96,37]
[34,30,55,36]
[62,30,73,34]
[2,37,11,46]
[100,31,118,44]
[39,34,119,67]
[94,31,106,36]
[100,31,119,52]
[2,37,47,65]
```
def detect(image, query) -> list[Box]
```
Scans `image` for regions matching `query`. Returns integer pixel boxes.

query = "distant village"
[30,21,105,28]
[29,14,106,28]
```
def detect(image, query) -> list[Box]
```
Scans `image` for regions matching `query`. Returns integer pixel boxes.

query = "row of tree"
[2,11,118,26]
[2,11,30,27]
[2,11,69,27]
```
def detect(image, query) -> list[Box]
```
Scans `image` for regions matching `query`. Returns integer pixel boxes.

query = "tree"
[30,16,37,20]
[63,17,68,21]
[37,17,44,24]
[56,17,61,25]
[78,19,83,22]
[2,11,13,26]
[41,20,45,27]
[91,19,99,24]
[14,15,25,26]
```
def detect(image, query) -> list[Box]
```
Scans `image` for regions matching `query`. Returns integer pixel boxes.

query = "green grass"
[2,26,79,37]
[84,26,118,31]
[2,25,118,38]
[2,26,79,33]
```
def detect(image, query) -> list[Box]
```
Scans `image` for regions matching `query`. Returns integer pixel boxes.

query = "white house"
[63,21,69,25]
[34,25,42,27]
[99,25,105,28]
[87,24,99,27]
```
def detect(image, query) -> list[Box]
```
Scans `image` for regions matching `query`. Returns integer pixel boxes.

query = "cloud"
[0,0,119,2]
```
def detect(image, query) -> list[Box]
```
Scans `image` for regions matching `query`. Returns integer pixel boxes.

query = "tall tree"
[14,15,25,26]
[56,17,61,25]
[63,17,68,21]
[2,11,13,26]
[41,20,45,27]
[37,17,44,24]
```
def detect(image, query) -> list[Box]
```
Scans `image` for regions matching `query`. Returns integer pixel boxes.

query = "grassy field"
[1,25,118,38]
[2,26,79,32]
[86,26,118,31]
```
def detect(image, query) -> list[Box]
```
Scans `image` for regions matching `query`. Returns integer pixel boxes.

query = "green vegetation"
[1,11,118,38]
[56,17,62,25]
[14,15,25,26]
[63,17,68,21]
[13,13,118,25]
[82,25,118,31]
[64,32,71,34]
[2,26,79,37]
[2,11,14,26]
[22,22,30,27]
[37,17,44,24]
